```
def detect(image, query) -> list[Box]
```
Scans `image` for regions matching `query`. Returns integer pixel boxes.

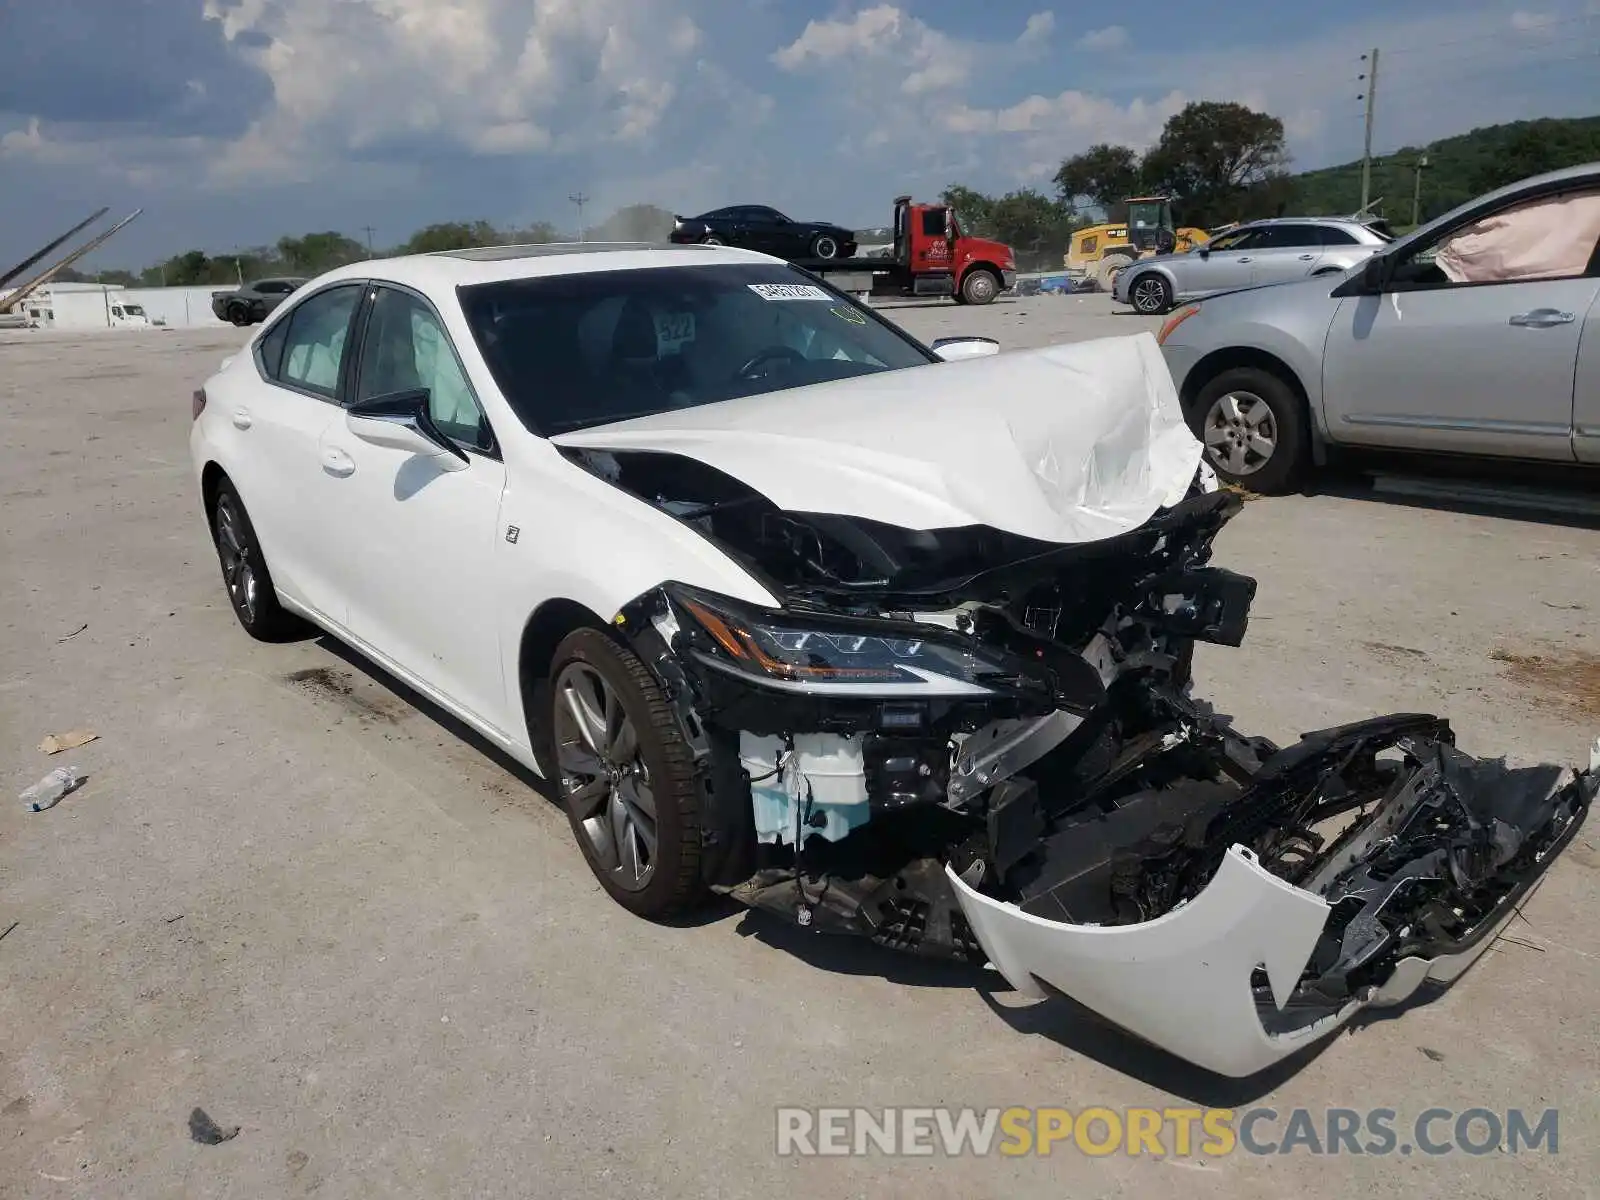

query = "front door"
[317,283,514,734]
[1243,223,1326,286]
[1322,184,1600,461]
[1177,227,1262,296]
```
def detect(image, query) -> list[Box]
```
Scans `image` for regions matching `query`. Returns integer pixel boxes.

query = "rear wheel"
[960,268,1000,305]
[1188,367,1309,494]
[210,480,302,640]
[545,629,704,919]
[700,235,724,246]
[227,302,251,326]
[810,233,841,259]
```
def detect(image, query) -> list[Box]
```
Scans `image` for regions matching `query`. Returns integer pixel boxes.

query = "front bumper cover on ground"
[947,741,1596,1078]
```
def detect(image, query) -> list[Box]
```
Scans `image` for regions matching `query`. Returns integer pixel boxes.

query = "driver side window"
[1389,187,1600,290]
[355,287,494,453]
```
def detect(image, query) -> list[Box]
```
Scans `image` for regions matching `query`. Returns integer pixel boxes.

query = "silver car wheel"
[1131,276,1168,313]
[214,496,258,623]
[1202,391,1278,476]
[553,661,657,892]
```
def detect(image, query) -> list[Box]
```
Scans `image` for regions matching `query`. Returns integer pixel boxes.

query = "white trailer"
[6,284,150,329]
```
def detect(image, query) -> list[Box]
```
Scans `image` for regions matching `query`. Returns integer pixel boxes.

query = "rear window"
[456,263,935,435]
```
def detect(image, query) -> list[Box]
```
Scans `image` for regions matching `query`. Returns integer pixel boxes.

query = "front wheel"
[1187,367,1309,494]
[545,629,704,919]
[700,234,724,246]
[1128,272,1173,315]
[960,268,999,305]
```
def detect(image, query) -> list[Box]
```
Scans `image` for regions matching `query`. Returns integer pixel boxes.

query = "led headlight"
[669,587,1010,697]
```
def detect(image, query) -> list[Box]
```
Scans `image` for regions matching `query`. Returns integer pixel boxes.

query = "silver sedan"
[1156,163,1600,492]
[1114,217,1390,315]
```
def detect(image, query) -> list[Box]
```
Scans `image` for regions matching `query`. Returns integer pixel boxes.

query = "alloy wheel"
[214,495,258,624]
[553,661,657,892]
[1132,277,1168,313]
[1202,391,1278,476]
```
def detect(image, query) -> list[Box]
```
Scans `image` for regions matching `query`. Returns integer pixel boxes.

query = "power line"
[1381,12,1597,56]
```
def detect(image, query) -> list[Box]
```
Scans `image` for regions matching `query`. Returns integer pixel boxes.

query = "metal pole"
[0,207,110,291]
[1359,47,1380,215]
[1411,153,1428,227]
[362,225,376,257]
[569,192,589,242]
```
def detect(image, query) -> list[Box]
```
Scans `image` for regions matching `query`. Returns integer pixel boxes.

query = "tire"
[960,267,1000,305]
[810,233,841,259]
[700,235,724,246]
[545,628,704,919]
[1128,272,1173,315]
[1187,366,1310,494]
[227,303,251,327]
[209,479,303,641]
[1094,253,1133,293]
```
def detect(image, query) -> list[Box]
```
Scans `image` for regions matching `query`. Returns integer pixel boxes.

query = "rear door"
[1246,223,1325,284]
[226,282,365,624]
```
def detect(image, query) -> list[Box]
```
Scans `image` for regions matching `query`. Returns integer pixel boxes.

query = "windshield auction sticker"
[749,283,832,301]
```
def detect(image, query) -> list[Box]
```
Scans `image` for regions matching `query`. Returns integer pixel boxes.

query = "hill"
[1291,115,1600,224]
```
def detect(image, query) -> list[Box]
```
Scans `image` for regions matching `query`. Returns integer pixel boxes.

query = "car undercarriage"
[564,441,1595,1078]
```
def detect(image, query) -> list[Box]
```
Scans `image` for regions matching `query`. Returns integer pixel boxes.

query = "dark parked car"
[210,277,307,326]
[668,206,858,260]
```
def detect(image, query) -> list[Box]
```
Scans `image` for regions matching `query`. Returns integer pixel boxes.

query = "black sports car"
[668,205,858,260]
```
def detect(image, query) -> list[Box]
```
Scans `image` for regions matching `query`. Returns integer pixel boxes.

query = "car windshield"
[122,304,145,316]
[1205,228,1255,252]
[457,263,937,435]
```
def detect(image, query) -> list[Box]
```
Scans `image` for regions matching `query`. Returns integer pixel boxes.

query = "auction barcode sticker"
[748,283,832,301]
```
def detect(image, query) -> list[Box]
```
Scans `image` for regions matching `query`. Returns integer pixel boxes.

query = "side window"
[1253,225,1319,249]
[279,285,360,397]
[1208,229,1258,252]
[356,287,493,453]
[921,208,949,237]
[1391,188,1600,289]
[256,314,290,377]
[1317,226,1361,246]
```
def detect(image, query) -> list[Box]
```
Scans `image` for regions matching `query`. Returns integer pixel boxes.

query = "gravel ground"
[2,297,1597,1199]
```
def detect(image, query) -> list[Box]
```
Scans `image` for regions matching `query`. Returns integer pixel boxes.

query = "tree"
[1140,101,1289,226]
[1471,124,1568,193]
[940,185,996,237]
[276,231,367,274]
[1053,143,1142,214]
[985,189,1077,270]
[400,221,499,254]
[590,204,675,242]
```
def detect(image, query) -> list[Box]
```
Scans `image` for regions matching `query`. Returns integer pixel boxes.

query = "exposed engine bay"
[579,445,1596,1078]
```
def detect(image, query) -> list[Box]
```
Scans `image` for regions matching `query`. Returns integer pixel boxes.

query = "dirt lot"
[3,298,1599,1198]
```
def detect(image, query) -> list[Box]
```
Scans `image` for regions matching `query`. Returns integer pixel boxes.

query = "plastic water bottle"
[19,766,82,812]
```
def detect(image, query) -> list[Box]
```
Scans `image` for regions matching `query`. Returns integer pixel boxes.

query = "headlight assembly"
[668,586,1011,697]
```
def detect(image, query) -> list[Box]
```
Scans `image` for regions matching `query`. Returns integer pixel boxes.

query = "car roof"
[297,241,786,294]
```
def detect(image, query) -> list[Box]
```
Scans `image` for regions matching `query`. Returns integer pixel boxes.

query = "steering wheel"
[736,344,807,380]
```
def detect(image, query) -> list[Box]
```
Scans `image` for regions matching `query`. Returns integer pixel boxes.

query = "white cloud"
[200,0,728,183]
[773,5,972,95]
[1510,9,1558,33]
[1076,25,1129,52]
[0,117,44,158]
[1017,12,1055,49]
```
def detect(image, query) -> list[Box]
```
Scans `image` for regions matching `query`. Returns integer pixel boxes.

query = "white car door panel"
[323,284,514,735]
[1322,279,1596,459]
[235,283,364,624]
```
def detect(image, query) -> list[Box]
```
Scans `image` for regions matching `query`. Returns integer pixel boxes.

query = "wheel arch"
[516,597,614,772]
[1179,345,1311,419]
[200,460,229,518]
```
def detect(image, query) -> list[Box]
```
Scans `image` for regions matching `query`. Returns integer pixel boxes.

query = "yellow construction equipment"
[1064,196,1210,292]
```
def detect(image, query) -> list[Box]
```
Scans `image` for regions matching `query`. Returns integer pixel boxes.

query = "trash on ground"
[56,623,88,642]
[39,729,97,755]
[19,766,85,812]
[0,921,17,944]
[188,1108,240,1145]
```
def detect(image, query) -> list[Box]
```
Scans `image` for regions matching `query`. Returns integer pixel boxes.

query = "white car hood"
[551,332,1204,545]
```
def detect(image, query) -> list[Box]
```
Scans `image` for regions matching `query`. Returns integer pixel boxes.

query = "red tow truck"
[795,196,1016,305]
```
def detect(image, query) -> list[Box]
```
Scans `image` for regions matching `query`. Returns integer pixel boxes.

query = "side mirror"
[1197,247,1211,259]
[930,336,1000,361]
[345,388,469,469]
[1334,254,1389,298]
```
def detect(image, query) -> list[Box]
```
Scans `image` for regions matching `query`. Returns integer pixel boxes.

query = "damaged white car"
[190,242,1596,1078]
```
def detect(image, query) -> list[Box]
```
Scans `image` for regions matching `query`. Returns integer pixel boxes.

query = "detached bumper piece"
[947,715,1596,1078]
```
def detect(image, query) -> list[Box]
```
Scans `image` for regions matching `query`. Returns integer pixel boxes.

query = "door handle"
[1236,256,1252,263]
[231,408,252,430]
[1508,309,1575,327]
[321,446,356,477]
[1298,254,1315,260]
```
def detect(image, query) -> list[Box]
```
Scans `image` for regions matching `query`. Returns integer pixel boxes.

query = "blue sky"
[2,0,1597,269]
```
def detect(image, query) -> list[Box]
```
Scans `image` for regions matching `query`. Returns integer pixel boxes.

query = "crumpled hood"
[551,332,1204,545]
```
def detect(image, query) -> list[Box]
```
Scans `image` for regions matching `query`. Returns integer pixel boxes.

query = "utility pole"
[361,225,376,258]
[1411,152,1429,228]
[569,192,589,242]
[1358,47,1380,215]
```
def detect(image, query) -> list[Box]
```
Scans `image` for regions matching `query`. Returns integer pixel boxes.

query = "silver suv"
[1113,217,1391,314]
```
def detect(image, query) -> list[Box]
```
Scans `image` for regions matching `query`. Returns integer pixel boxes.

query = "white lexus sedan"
[190,242,1594,1078]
